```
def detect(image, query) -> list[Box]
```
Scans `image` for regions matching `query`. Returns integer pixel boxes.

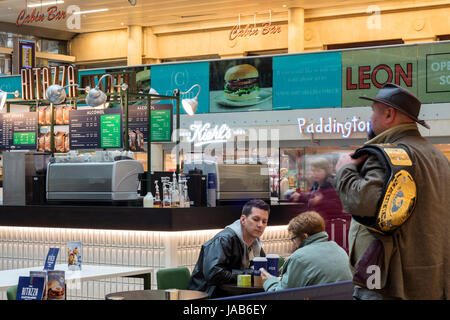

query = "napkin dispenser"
[46,160,144,201]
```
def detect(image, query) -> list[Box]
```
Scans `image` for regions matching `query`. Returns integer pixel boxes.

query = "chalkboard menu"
[128,103,172,142]
[69,108,123,149]
[0,112,37,150]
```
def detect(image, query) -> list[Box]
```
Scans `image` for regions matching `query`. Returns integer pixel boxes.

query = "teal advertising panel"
[209,57,272,113]
[150,62,209,114]
[273,51,342,109]
[418,42,450,103]
[342,46,418,107]
[0,75,22,96]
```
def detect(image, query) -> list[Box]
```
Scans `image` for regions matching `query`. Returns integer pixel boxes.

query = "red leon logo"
[16,6,66,26]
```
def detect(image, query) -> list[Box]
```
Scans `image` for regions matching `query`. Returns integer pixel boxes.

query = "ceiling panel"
[0,0,446,36]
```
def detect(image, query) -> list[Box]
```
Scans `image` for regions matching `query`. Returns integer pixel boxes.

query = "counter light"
[86,74,128,107]
[45,83,79,105]
[0,89,20,111]
[180,84,201,116]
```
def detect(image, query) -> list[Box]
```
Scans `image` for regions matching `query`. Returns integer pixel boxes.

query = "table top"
[0,264,152,291]
[219,283,265,295]
[105,289,208,301]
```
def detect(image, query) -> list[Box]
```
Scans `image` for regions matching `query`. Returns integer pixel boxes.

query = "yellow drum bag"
[351,144,417,235]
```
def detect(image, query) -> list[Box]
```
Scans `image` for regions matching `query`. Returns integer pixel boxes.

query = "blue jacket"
[264,232,352,291]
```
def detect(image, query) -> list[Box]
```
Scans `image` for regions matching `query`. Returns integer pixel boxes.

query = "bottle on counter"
[183,181,190,208]
[153,181,161,208]
[143,192,154,208]
[171,173,180,208]
[207,173,216,207]
[162,183,171,208]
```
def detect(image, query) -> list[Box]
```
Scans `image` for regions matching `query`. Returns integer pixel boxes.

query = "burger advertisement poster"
[209,57,273,113]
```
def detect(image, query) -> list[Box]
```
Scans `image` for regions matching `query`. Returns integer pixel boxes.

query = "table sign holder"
[16,276,45,300]
[44,248,60,271]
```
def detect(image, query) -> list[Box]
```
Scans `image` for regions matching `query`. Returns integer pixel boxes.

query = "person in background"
[289,157,345,220]
[188,199,269,298]
[261,211,352,291]
[334,83,450,300]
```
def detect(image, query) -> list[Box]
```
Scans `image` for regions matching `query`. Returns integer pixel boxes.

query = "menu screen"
[0,112,37,150]
[128,103,172,142]
[69,108,123,149]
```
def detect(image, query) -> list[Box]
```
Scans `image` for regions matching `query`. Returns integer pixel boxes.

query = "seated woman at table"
[260,211,351,291]
[188,199,270,298]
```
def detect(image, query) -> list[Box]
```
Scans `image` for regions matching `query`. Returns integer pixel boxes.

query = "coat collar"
[299,231,329,249]
[365,123,420,145]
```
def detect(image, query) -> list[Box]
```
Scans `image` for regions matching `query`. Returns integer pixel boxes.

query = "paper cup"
[266,254,280,276]
[252,257,267,276]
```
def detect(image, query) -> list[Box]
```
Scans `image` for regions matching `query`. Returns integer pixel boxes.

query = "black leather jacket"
[188,227,265,297]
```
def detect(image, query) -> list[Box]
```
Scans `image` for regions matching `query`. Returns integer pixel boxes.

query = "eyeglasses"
[290,236,297,244]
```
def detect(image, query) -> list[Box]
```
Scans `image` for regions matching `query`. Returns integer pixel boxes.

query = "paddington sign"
[297,117,371,138]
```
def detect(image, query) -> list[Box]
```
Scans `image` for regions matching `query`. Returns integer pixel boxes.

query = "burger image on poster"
[224,64,260,101]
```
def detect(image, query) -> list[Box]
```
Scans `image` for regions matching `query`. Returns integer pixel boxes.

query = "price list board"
[69,108,123,150]
[0,112,37,151]
[128,103,173,142]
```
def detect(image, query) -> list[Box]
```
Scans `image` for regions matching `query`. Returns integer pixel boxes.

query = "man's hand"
[335,153,368,173]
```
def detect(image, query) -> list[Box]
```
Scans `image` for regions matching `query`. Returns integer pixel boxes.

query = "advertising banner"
[417,42,450,103]
[273,51,342,109]
[209,57,273,113]
[151,61,209,114]
[342,46,418,107]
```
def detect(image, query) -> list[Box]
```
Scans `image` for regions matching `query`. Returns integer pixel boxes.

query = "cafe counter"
[0,204,301,300]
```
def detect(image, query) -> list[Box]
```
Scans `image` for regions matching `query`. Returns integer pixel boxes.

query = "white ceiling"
[0,0,446,35]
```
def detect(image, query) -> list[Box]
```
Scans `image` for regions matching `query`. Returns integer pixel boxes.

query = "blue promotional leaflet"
[44,248,59,270]
[16,276,45,300]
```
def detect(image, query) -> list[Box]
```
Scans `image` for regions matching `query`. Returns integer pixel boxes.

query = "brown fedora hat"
[359,83,430,129]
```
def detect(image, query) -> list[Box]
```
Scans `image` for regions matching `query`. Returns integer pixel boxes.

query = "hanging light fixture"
[45,83,79,104]
[149,87,160,104]
[0,90,20,111]
[85,74,128,107]
[180,84,201,116]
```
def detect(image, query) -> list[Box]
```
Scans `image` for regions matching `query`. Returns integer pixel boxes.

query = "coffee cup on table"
[266,254,280,276]
[252,257,267,276]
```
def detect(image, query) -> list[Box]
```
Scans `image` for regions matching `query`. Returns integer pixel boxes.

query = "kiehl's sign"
[16,6,66,26]
[21,65,77,100]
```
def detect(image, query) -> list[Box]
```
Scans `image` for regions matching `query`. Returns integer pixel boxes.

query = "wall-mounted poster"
[342,46,418,107]
[209,57,273,113]
[273,52,342,109]
[150,62,209,114]
[417,42,450,104]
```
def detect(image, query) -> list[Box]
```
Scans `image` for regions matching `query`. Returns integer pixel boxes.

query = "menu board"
[0,112,37,150]
[128,103,172,142]
[69,108,123,149]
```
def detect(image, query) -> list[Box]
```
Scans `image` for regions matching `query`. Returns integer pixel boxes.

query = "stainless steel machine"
[3,152,51,205]
[46,160,144,202]
[216,163,270,204]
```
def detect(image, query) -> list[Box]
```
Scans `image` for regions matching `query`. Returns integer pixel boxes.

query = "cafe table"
[218,283,265,296]
[0,264,152,291]
[105,289,208,300]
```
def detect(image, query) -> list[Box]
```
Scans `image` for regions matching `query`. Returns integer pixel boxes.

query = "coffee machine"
[185,170,207,207]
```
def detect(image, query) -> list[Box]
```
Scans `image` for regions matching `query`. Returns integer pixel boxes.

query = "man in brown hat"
[334,83,450,300]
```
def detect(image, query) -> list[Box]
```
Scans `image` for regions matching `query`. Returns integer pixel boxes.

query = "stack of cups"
[252,257,268,287]
[266,254,280,276]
